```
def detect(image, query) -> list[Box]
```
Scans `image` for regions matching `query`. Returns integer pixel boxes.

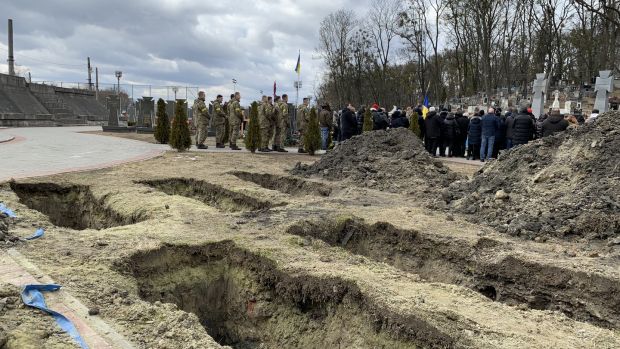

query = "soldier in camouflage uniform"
[212,94,226,148]
[228,92,243,150]
[266,96,276,150]
[193,91,210,149]
[272,96,286,152]
[257,96,272,152]
[296,97,310,153]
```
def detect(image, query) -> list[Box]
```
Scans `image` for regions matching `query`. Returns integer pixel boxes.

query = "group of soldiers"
[193,91,312,153]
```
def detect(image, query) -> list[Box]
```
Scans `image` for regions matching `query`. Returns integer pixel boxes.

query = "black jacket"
[424,111,442,138]
[505,114,515,139]
[467,116,482,145]
[512,113,535,145]
[439,111,449,138]
[416,109,426,138]
[372,110,389,130]
[390,111,410,128]
[541,114,569,137]
[495,115,507,141]
[443,114,458,140]
[341,108,357,140]
[455,113,469,139]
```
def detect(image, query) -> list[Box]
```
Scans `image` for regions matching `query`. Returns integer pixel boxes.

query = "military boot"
[216,143,225,148]
[197,144,208,149]
[230,143,241,151]
[276,146,288,153]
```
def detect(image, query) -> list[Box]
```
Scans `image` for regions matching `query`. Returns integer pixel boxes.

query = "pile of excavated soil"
[292,128,463,194]
[445,111,620,243]
[0,213,17,245]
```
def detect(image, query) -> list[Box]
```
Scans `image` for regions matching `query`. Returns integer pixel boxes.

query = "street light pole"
[115,71,123,118]
[232,78,237,93]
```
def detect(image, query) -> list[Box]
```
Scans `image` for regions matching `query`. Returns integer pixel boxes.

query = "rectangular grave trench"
[117,241,458,349]
[9,182,144,230]
[231,171,331,197]
[286,217,620,330]
[137,178,277,212]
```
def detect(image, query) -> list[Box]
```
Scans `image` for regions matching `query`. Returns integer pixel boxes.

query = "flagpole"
[295,50,301,133]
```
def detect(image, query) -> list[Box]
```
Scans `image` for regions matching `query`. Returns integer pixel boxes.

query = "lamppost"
[115,71,123,117]
[172,86,179,100]
[232,78,237,93]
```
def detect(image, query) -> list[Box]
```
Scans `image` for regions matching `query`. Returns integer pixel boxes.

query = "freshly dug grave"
[0,283,78,349]
[291,128,463,194]
[138,178,277,212]
[287,217,620,329]
[231,171,331,197]
[118,240,457,349]
[445,111,620,243]
[9,182,145,231]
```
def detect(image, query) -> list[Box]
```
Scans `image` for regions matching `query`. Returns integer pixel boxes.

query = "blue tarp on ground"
[25,228,44,240]
[21,284,90,349]
[0,203,17,218]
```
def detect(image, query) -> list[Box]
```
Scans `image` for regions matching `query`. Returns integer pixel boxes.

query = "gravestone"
[532,73,548,118]
[501,98,509,110]
[107,95,119,126]
[138,97,154,127]
[562,100,573,115]
[551,90,560,110]
[594,70,613,113]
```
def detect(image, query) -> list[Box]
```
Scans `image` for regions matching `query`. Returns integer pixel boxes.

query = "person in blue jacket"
[480,107,499,162]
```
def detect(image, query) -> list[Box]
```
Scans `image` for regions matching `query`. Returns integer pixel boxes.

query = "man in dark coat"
[390,110,410,128]
[467,112,482,160]
[416,107,426,140]
[442,113,459,157]
[424,107,442,156]
[340,104,358,141]
[455,111,469,157]
[438,109,449,156]
[480,108,499,162]
[372,108,389,130]
[541,111,569,137]
[492,109,507,158]
[505,111,515,150]
[512,105,536,146]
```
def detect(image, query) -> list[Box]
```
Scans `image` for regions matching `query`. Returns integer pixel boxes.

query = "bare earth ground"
[1,151,619,348]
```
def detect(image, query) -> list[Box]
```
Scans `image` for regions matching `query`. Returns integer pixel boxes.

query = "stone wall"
[0,73,108,127]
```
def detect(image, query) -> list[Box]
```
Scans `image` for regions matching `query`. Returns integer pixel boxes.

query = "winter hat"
[372,103,380,110]
[429,106,436,112]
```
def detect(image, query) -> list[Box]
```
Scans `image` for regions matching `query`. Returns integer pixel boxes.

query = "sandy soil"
[0,151,618,348]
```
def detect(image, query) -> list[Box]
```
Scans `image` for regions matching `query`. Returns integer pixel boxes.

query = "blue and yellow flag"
[422,95,430,118]
[294,51,301,74]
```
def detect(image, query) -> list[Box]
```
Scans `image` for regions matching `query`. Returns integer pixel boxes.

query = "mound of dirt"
[292,128,463,194]
[446,111,620,243]
[0,213,16,245]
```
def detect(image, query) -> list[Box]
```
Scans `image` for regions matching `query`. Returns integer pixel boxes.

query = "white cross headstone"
[594,70,613,113]
[532,73,548,119]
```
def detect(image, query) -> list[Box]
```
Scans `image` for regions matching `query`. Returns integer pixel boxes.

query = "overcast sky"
[0,0,370,103]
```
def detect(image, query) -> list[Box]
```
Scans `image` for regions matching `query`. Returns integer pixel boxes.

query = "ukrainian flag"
[295,51,301,74]
[422,95,430,119]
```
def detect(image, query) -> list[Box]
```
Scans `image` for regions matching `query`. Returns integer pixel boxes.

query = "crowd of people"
[193,91,598,158]
[324,101,597,162]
